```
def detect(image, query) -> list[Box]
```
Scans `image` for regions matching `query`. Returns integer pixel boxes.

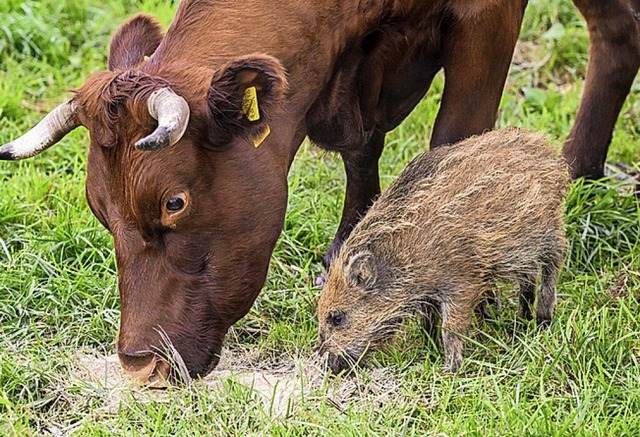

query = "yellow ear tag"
[143,55,150,61]
[252,124,271,148]
[242,86,260,122]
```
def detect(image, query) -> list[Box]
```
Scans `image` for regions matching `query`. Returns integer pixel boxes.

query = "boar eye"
[327,310,347,328]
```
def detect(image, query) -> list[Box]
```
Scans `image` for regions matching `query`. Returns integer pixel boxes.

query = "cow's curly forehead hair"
[74,70,171,145]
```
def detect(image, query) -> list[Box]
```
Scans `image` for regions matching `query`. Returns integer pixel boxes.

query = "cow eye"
[161,192,190,227]
[165,192,187,214]
[166,196,185,212]
[327,310,347,328]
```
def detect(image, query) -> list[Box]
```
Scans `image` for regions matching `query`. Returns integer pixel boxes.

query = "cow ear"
[205,54,288,147]
[108,14,164,71]
[345,251,378,289]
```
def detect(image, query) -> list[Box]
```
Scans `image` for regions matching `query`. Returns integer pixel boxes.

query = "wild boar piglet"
[318,128,570,374]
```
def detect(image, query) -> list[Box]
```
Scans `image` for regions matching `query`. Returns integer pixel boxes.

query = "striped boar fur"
[318,128,570,374]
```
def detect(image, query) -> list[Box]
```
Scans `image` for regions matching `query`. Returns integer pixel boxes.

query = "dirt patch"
[72,348,404,417]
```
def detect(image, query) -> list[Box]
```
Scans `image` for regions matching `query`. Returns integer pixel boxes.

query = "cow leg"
[431,1,526,146]
[564,0,640,179]
[322,130,385,272]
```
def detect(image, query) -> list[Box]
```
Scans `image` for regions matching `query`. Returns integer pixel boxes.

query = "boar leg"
[517,273,538,321]
[564,0,640,179]
[419,301,441,343]
[323,130,385,271]
[441,300,474,373]
[475,290,503,323]
[537,253,562,327]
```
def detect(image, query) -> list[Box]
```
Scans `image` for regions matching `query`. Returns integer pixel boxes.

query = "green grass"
[1,0,639,435]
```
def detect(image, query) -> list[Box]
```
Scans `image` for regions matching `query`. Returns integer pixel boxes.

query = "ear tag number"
[242,86,260,121]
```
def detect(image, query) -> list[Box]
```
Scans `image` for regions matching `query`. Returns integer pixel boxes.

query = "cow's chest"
[305,11,446,152]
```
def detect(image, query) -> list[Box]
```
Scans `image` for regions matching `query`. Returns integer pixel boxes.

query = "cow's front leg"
[431,1,526,146]
[563,0,640,180]
[322,130,385,276]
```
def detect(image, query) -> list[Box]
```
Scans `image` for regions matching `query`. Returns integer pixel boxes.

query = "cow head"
[0,15,289,384]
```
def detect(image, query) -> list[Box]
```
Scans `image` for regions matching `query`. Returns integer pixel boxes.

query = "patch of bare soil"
[72,348,404,417]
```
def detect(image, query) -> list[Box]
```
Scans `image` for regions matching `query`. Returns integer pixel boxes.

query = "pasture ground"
[1,0,639,435]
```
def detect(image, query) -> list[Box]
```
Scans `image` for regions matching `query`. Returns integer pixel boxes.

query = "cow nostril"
[147,359,171,388]
[118,350,170,387]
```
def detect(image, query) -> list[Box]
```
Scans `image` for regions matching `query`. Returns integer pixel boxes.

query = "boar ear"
[108,14,164,70]
[345,251,378,289]
[205,54,288,147]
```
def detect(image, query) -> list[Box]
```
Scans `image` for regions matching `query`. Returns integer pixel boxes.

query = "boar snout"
[326,351,357,375]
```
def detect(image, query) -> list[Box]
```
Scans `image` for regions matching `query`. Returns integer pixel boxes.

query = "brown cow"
[563,0,640,179]
[0,0,637,384]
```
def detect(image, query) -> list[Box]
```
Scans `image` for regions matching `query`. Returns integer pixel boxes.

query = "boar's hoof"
[536,317,552,330]
[443,357,462,374]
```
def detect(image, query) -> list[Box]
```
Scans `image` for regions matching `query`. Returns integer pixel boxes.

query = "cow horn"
[0,100,79,160]
[135,88,190,151]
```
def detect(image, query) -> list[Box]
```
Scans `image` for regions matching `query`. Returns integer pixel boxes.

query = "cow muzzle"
[118,350,171,387]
